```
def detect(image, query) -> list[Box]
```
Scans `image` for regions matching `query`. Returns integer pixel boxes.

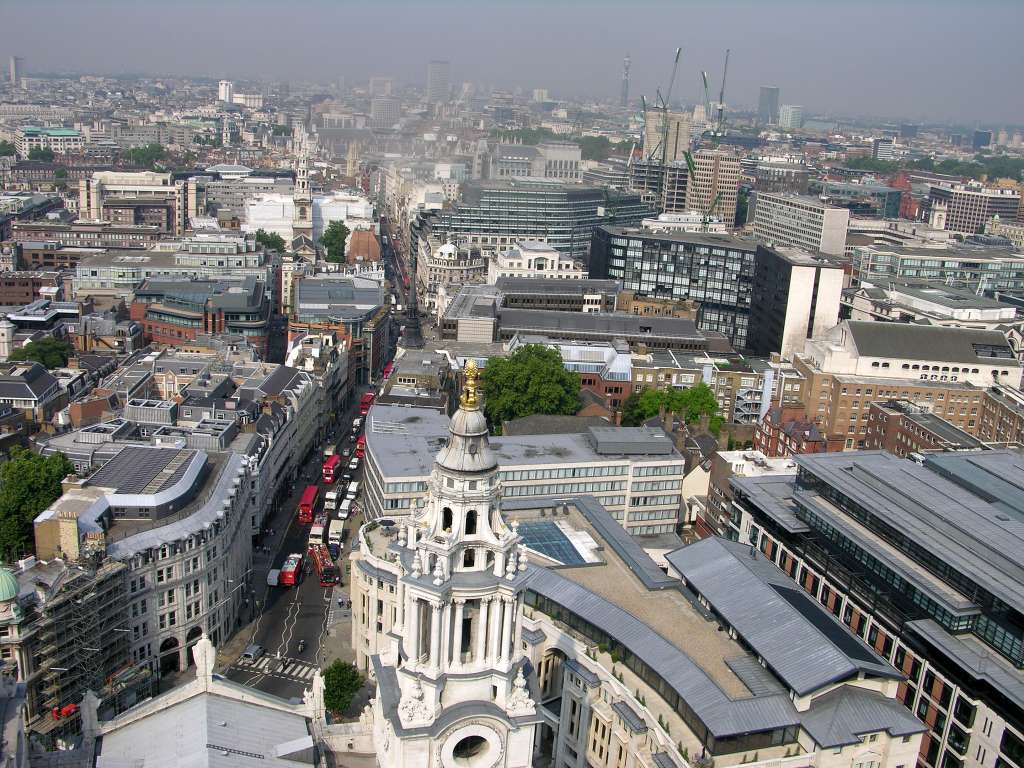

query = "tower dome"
[0,568,18,603]
[434,360,496,474]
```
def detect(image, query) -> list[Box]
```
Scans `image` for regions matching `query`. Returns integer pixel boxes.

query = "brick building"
[863,399,985,455]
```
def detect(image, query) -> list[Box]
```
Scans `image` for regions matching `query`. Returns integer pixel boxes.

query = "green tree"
[620,390,645,427]
[321,221,350,263]
[272,124,291,136]
[28,147,55,162]
[255,228,286,252]
[621,384,720,428]
[54,168,68,179]
[0,140,15,157]
[323,659,363,714]
[843,156,899,174]
[575,135,614,161]
[9,337,73,369]
[0,448,74,560]
[126,143,166,169]
[481,345,581,431]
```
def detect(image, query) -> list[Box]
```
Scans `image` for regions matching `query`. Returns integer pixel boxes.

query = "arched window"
[463,549,476,568]
[442,507,453,531]
[465,509,478,535]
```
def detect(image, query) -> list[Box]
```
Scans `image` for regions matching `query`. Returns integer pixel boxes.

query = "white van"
[324,491,340,512]
[346,481,360,500]
[337,498,352,520]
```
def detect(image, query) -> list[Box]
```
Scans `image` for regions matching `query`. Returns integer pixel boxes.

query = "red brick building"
[863,399,984,456]
[130,276,271,358]
[753,403,841,457]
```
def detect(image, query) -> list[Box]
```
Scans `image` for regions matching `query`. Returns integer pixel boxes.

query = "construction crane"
[702,191,723,233]
[643,47,682,165]
[714,49,730,136]
[701,71,713,130]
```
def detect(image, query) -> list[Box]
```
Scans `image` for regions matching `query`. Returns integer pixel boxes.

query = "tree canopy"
[254,228,286,252]
[620,383,721,434]
[0,448,74,561]
[321,221,350,263]
[28,147,54,162]
[482,345,581,432]
[9,337,73,369]
[125,143,166,169]
[842,153,1024,183]
[323,659,363,714]
[0,140,14,157]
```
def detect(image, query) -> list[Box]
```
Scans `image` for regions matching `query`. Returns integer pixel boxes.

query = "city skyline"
[2,0,1023,123]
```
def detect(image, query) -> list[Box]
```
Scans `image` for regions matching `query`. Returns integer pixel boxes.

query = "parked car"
[240,644,265,664]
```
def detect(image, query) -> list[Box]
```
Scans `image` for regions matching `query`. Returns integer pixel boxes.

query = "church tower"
[372,360,539,767]
[291,140,314,247]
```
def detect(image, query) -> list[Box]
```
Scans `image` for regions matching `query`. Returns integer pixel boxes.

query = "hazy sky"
[2,0,1022,125]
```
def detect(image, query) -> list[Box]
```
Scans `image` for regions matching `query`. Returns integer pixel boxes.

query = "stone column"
[428,601,442,670]
[394,582,405,634]
[474,597,489,665]
[440,599,451,670]
[488,595,503,662]
[452,599,466,668]
[500,596,514,663]
[407,596,420,661]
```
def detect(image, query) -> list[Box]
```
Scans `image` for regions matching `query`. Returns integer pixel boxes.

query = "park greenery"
[125,143,166,169]
[323,659,363,715]
[0,140,14,156]
[844,153,1024,182]
[8,337,74,369]
[482,345,581,432]
[620,383,723,435]
[321,221,350,263]
[28,147,54,162]
[0,448,75,561]
[255,228,286,252]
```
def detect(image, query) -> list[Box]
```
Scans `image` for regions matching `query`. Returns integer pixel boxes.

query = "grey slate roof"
[499,308,703,339]
[666,538,897,697]
[611,700,648,733]
[522,564,800,739]
[795,450,1024,613]
[799,685,925,748]
[845,321,1019,365]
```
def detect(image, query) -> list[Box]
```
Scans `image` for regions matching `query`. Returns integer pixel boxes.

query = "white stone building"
[487,240,586,283]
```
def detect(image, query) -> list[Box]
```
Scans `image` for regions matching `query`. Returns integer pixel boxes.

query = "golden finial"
[460,359,480,410]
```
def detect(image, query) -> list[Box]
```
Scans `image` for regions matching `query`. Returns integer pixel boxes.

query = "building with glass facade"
[418,179,654,261]
[590,226,758,349]
[728,450,1024,768]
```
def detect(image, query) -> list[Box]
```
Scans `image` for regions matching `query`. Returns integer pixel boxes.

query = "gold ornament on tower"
[460,359,480,410]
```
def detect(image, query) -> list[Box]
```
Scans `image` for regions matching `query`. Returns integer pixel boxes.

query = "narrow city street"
[220,385,373,700]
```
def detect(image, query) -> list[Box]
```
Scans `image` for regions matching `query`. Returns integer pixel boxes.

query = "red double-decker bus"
[359,392,375,416]
[297,485,318,524]
[355,434,366,459]
[308,543,339,586]
[382,361,393,380]
[280,553,304,586]
[322,455,342,484]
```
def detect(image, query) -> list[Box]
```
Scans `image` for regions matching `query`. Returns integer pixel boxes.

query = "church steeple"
[292,135,313,244]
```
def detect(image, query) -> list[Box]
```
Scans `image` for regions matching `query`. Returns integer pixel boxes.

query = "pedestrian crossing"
[235,655,320,681]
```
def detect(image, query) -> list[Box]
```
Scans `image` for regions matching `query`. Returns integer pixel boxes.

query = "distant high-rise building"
[643,110,691,163]
[758,85,780,125]
[532,88,549,103]
[369,76,393,97]
[872,137,897,160]
[973,129,993,150]
[899,123,919,139]
[425,59,450,104]
[778,104,803,131]
[370,96,401,128]
[950,133,963,147]
[620,54,631,108]
[217,79,233,103]
[9,55,23,86]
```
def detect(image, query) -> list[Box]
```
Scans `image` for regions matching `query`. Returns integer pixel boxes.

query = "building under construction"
[0,558,155,745]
